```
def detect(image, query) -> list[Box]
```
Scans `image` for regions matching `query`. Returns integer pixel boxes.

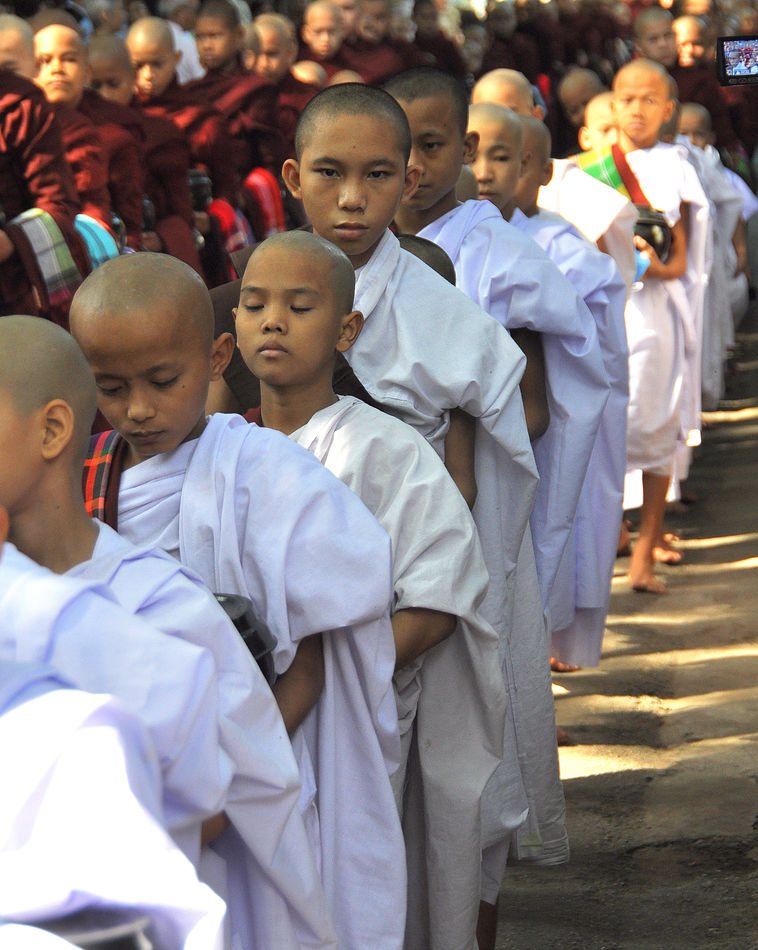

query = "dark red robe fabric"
[478,32,541,83]
[0,71,89,318]
[53,103,112,230]
[412,31,467,77]
[138,78,240,205]
[186,64,283,174]
[77,89,145,249]
[340,37,424,85]
[670,64,744,154]
[275,72,318,159]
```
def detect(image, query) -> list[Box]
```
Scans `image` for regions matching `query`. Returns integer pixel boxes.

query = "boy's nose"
[338,182,366,210]
[127,394,156,422]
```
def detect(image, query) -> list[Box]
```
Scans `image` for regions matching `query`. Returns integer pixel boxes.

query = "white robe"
[289,395,507,950]
[0,659,226,950]
[67,521,334,950]
[621,143,709,478]
[116,413,405,950]
[346,230,565,888]
[538,157,638,293]
[420,199,610,611]
[512,207,629,666]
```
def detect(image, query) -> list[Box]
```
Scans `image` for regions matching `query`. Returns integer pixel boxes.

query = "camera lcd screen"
[717,34,758,84]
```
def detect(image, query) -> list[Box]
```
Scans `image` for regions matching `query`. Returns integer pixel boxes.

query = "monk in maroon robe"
[51,104,112,231]
[299,0,353,79]
[411,0,467,78]
[340,0,423,84]
[0,70,89,321]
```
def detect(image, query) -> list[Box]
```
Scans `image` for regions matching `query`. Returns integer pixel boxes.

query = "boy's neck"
[514,200,537,219]
[394,191,459,235]
[617,131,658,153]
[10,478,99,575]
[259,378,338,436]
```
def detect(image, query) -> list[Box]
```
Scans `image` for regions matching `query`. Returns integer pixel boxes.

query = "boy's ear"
[578,125,591,151]
[541,157,553,187]
[282,158,302,199]
[402,162,421,202]
[335,309,364,352]
[662,99,675,123]
[40,399,75,461]
[210,332,236,380]
[462,129,478,164]
[234,23,245,50]
[173,49,182,68]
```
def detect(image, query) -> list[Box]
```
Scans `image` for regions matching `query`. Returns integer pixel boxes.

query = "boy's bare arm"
[636,203,688,281]
[510,327,550,441]
[272,633,325,736]
[444,408,478,509]
[732,217,749,280]
[392,607,457,670]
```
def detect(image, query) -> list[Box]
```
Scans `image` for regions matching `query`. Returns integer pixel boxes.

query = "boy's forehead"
[36,24,84,55]
[197,14,233,30]
[614,66,667,96]
[244,247,325,286]
[302,111,405,160]
[400,93,460,126]
[473,116,520,146]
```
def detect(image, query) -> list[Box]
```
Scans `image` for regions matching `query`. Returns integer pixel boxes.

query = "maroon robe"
[478,32,541,83]
[276,72,318,159]
[670,63,744,154]
[0,71,89,319]
[77,89,145,249]
[412,31,467,78]
[138,77,240,205]
[186,64,283,175]
[53,104,112,230]
[297,42,353,79]
[340,37,424,85]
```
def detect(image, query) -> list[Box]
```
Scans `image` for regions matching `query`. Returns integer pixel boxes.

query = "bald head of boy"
[471,68,541,118]
[34,23,90,108]
[678,101,712,149]
[0,14,36,77]
[612,59,674,152]
[557,68,605,128]
[633,6,677,68]
[513,115,552,217]
[127,16,179,98]
[89,33,136,106]
[578,91,616,152]
[0,315,97,528]
[235,231,363,404]
[70,253,233,467]
[467,102,524,219]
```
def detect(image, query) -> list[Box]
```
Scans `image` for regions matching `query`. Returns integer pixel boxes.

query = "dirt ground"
[494,313,758,950]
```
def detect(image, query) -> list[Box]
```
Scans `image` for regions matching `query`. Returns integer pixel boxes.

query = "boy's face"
[254,26,296,83]
[398,94,476,221]
[73,308,227,468]
[357,0,391,43]
[578,98,617,151]
[34,26,89,107]
[468,117,523,218]
[635,19,677,68]
[412,2,438,39]
[559,77,599,128]
[235,245,357,389]
[127,36,179,98]
[0,30,36,77]
[89,56,135,106]
[303,8,344,58]
[674,18,704,67]
[678,109,710,149]
[283,113,419,267]
[333,0,358,37]
[612,67,673,151]
[195,15,240,71]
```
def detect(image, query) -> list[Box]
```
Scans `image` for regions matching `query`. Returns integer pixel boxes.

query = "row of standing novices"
[1,27,755,950]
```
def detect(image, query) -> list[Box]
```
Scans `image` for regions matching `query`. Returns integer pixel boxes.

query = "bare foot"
[628,571,668,594]
[551,656,582,673]
[653,536,683,564]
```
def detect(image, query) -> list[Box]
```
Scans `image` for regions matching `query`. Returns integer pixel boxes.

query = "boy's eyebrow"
[306,153,401,168]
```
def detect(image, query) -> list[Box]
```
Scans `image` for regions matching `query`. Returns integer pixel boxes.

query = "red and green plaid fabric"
[83,429,122,523]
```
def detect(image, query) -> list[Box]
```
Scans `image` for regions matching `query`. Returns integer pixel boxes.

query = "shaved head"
[0,316,97,460]
[70,252,214,348]
[613,58,672,95]
[680,100,710,129]
[246,230,356,316]
[634,5,673,38]
[0,14,35,76]
[127,16,175,51]
[255,12,296,43]
[89,32,133,69]
[397,234,456,284]
[471,68,534,114]
[469,101,523,147]
[35,22,86,55]
[295,82,411,161]
[305,0,342,23]
[384,66,470,136]
[521,114,550,162]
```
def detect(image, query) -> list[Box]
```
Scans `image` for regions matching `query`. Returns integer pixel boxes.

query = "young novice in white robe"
[466,107,628,669]
[0,653,225,950]
[605,60,709,593]
[68,254,404,950]
[281,82,558,950]
[0,316,336,950]
[233,230,508,950]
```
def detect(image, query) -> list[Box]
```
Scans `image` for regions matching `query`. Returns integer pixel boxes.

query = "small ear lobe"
[578,126,590,151]
[541,158,554,187]
[210,332,236,379]
[40,400,75,461]
[403,162,421,202]
[282,158,303,198]
[336,309,364,351]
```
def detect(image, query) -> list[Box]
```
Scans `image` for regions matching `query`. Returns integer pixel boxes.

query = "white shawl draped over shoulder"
[513,207,629,665]
[119,413,404,950]
[0,660,226,950]
[290,395,506,950]
[67,522,334,950]
[420,199,610,611]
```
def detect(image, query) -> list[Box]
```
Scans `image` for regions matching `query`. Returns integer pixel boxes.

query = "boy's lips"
[128,430,164,443]
[259,341,287,353]
[334,222,369,238]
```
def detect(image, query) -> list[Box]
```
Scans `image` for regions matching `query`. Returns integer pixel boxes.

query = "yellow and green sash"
[575,144,652,207]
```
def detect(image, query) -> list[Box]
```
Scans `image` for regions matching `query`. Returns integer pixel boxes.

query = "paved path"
[495,315,758,949]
